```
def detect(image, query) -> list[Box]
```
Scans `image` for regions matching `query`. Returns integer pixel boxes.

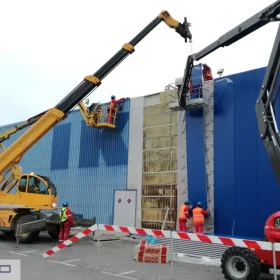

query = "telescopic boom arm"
[0,110,47,144]
[178,0,280,184]
[0,11,192,175]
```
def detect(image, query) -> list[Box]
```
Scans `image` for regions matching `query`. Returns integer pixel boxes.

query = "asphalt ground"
[0,231,277,280]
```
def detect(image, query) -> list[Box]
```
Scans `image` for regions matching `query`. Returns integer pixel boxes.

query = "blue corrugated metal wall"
[187,66,280,239]
[0,100,130,224]
[186,64,208,208]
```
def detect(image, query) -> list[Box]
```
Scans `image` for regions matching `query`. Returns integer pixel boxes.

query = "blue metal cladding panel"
[79,111,129,168]
[186,64,207,208]
[214,67,280,238]
[50,123,71,170]
[49,99,130,223]
[233,71,259,238]
[213,78,235,236]
[0,123,54,174]
[0,99,130,224]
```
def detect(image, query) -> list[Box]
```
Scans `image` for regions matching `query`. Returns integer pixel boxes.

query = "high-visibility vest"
[179,205,188,219]
[192,207,204,224]
[59,207,68,222]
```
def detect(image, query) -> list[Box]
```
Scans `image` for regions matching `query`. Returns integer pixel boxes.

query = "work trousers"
[59,221,71,243]
[178,218,187,231]
[107,108,116,123]
[193,224,204,234]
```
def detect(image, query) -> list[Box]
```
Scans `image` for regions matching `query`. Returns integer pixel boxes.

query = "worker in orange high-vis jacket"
[178,200,191,231]
[107,95,126,123]
[202,64,213,81]
[192,201,210,234]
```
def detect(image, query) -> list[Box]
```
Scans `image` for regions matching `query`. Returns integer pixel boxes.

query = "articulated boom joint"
[158,11,179,28]
[158,11,192,42]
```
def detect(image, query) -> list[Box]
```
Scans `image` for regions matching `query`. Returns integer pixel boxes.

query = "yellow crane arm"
[0,110,47,144]
[0,11,192,175]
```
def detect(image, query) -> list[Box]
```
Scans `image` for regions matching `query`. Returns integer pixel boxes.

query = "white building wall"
[176,110,188,230]
[127,96,144,227]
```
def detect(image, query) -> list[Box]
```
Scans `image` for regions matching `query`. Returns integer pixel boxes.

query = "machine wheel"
[15,215,40,244]
[221,247,261,280]
[47,225,60,239]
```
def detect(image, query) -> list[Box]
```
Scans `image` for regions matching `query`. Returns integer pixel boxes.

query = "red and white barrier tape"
[43,224,97,258]
[98,225,273,251]
[43,224,275,258]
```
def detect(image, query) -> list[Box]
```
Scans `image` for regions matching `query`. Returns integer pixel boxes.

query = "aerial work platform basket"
[168,64,209,111]
[78,101,118,129]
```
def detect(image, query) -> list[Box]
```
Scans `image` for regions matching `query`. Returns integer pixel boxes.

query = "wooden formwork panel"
[142,172,177,185]
[143,112,177,128]
[144,124,177,138]
[143,148,177,162]
[143,136,177,150]
[143,160,177,173]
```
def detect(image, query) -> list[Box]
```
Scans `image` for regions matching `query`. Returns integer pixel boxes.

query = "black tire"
[47,225,60,239]
[221,247,261,280]
[16,215,40,244]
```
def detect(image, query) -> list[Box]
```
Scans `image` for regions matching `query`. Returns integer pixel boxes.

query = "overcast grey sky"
[0,0,278,125]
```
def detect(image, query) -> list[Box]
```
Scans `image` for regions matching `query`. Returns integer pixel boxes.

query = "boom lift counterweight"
[0,11,192,243]
[173,0,280,279]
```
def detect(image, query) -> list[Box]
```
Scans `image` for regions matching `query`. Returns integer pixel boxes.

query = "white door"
[113,190,136,226]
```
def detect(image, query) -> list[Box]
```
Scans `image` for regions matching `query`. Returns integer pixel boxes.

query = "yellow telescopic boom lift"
[0,11,192,243]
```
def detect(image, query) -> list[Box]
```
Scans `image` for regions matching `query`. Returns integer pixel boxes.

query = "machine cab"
[5,173,58,210]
